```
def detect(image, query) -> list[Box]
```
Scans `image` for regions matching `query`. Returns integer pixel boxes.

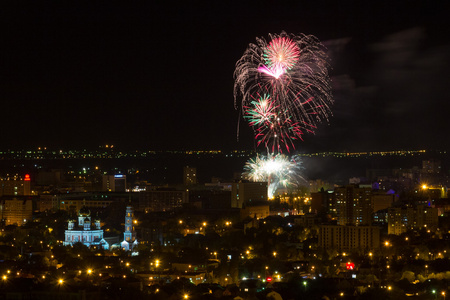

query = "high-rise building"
[388,205,438,235]
[0,196,34,226]
[335,185,372,226]
[311,190,334,215]
[0,174,31,197]
[183,166,197,185]
[102,174,126,192]
[422,159,441,174]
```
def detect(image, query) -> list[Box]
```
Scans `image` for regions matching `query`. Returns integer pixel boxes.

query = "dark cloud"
[302,26,450,152]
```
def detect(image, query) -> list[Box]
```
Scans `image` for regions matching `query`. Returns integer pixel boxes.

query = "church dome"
[79,206,90,216]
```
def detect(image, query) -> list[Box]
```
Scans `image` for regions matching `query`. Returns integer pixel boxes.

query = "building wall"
[319,225,380,251]
[335,185,372,226]
[372,193,396,212]
[231,182,268,208]
[139,190,188,212]
[36,195,59,212]
[102,175,126,192]
[293,214,318,227]
[64,229,104,245]
[311,191,334,215]
[0,197,33,226]
[59,199,113,212]
[0,179,31,197]
[422,159,441,174]
[388,205,438,235]
[190,190,232,209]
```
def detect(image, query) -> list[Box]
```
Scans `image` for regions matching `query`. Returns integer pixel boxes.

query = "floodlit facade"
[64,206,109,249]
[121,205,138,251]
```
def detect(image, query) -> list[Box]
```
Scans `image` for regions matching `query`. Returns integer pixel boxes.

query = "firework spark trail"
[234,31,333,153]
[243,93,318,154]
[264,36,300,71]
[242,153,305,198]
[254,113,300,154]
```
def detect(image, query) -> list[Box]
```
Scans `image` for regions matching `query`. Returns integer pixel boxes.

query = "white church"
[63,206,109,249]
[64,205,138,251]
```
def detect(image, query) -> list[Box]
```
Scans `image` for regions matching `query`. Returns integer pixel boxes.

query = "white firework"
[243,153,303,198]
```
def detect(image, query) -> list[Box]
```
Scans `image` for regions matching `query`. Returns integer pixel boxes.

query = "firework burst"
[242,153,304,198]
[261,36,300,78]
[243,93,277,127]
[234,31,333,153]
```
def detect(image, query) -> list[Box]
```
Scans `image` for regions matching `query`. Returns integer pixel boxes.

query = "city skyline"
[1,1,449,152]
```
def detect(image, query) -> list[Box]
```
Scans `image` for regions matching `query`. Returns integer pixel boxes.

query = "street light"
[303,281,307,291]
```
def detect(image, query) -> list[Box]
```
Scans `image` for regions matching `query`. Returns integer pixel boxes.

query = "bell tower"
[124,205,134,242]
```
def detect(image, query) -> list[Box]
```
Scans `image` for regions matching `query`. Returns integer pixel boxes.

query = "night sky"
[1,1,449,152]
